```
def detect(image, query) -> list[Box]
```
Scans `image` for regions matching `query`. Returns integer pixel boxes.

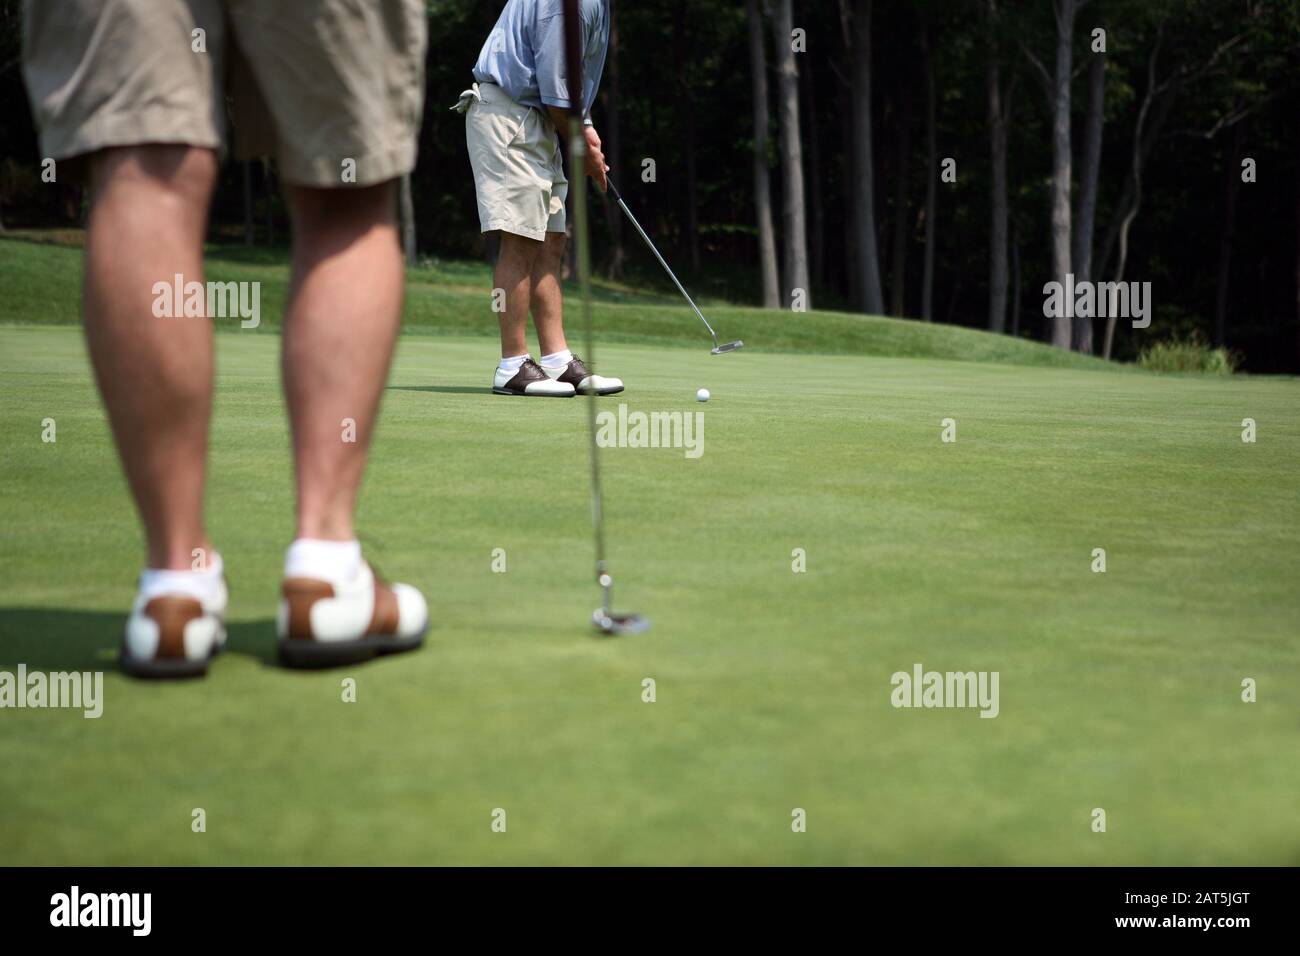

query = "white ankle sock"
[498,354,530,373]
[285,538,362,586]
[139,551,224,604]
[540,349,573,368]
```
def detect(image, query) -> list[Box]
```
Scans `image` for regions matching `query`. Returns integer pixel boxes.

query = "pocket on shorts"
[471,99,529,150]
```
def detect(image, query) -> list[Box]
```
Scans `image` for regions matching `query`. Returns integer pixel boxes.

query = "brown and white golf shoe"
[122,579,228,679]
[492,358,575,397]
[540,353,624,395]
[277,562,428,668]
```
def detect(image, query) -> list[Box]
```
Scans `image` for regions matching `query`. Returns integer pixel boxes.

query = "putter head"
[592,608,652,636]
[711,340,744,354]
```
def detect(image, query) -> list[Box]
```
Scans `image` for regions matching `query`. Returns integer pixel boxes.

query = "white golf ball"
[696,388,710,402]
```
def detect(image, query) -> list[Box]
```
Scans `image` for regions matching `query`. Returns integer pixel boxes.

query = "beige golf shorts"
[22,0,426,187]
[457,82,567,241]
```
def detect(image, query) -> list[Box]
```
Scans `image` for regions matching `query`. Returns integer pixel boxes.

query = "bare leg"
[531,231,569,356]
[282,182,404,541]
[494,231,542,357]
[83,145,218,570]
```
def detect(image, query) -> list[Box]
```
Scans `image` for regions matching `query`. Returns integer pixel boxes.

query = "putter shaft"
[608,180,723,348]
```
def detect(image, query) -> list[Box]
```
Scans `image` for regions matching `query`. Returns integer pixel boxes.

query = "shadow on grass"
[387,385,487,395]
[0,608,276,671]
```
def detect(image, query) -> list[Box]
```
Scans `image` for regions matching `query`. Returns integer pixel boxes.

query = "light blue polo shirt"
[472,0,609,121]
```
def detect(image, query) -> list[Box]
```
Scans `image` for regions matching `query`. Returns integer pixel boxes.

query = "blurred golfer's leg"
[225,0,431,665]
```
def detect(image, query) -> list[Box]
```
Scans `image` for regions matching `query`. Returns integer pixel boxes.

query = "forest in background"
[1,0,1298,371]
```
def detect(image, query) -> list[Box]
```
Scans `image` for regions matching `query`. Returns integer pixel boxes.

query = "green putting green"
[1,261,1297,864]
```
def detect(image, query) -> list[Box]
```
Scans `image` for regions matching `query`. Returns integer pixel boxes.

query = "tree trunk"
[600,0,625,279]
[1071,48,1105,353]
[986,4,1010,333]
[1097,92,1173,281]
[890,71,912,317]
[1010,219,1022,337]
[1214,121,1242,346]
[803,59,826,292]
[841,80,862,309]
[771,0,812,308]
[399,173,416,264]
[848,0,882,314]
[1047,0,1077,348]
[921,26,937,321]
[747,0,781,308]
[1103,28,1165,360]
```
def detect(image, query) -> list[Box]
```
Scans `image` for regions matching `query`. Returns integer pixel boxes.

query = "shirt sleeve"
[532,13,573,109]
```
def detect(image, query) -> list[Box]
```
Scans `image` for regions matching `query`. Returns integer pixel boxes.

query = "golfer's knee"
[89,145,218,211]
[498,231,542,271]
[539,231,566,272]
[287,181,397,244]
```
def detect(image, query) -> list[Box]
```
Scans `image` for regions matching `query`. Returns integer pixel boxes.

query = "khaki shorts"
[457,82,567,241]
[22,0,426,187]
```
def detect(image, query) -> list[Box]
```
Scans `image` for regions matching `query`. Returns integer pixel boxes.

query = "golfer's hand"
[584,126,608,192]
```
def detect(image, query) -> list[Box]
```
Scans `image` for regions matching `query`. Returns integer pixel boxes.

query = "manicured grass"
[1,232,1113,368]
[1,321,1297,865]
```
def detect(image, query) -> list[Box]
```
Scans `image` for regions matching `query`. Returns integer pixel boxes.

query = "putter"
[607,178,744,355]
[576,169,648,637]
[565,2,648,637]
